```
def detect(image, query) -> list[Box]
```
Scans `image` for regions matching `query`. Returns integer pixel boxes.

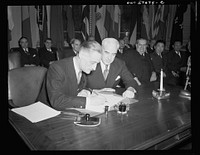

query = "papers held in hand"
[74,113,101,127]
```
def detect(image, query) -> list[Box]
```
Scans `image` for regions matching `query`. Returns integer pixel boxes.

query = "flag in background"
[35,5,48,48]
[170,4,187,50]
[21,6,32,47]
[50,5,64,52]
[81,5,89,41]
[66,5,75,42]
[150,5,169,41]
[141,5,150,40]
[165,5,177,50]
[8,6,14,42]
[95,5,106,44]
[129,5,138,46]
[104,5,121,39]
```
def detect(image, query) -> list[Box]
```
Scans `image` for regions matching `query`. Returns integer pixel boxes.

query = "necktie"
[48,49,52,52]
[24,48,29,55]
[77,71,82,84]
[103,65,109,80]
[176,51,181,58]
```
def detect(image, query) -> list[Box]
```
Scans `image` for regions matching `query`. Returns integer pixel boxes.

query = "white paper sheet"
[85,91,138,113]
[11,101,61,123]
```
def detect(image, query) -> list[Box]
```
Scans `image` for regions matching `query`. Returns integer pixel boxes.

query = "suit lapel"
[106,60,117,87]
[67,58,79,93]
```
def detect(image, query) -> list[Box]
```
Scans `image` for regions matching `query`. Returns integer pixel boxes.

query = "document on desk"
[71,89,138,114]
[11,101,61,123]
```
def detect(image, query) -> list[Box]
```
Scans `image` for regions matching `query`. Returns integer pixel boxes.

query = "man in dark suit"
[38,38,58,68]
[63,38,81,58]
[86,38,138,99]
[165,40,189,86]
[13,36,40,67]
[121,38,156,85]
[150,40,168,81]
[45,40,106,111]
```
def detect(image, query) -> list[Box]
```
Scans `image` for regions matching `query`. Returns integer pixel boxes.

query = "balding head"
[101,38,119,65]
[102,38,119,53]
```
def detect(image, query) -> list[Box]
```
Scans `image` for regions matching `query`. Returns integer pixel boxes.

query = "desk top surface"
[8,83,191,150]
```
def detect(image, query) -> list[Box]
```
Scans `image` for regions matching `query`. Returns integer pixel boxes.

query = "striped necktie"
[103,65,109,80]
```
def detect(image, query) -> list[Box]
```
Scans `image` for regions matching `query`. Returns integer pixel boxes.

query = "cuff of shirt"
[85,97,90,109]
[127,87,137,93]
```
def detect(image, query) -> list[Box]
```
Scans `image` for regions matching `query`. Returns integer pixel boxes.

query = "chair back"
[8,51,21,70]
[8,66,47,107]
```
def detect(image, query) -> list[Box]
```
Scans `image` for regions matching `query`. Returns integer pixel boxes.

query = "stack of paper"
[11,101,61,123]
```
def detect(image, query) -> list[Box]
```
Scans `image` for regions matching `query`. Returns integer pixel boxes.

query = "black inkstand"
[74,113,101,127]
[114,102,129,114]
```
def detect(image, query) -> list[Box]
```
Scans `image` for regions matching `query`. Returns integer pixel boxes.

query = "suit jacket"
[63,47,76,58]
[38,47,58,68]
[45,57,87,111]
[122,49,154,85]
[166,49,188,73]
[13,47,40,67]
[86,58,137,90]
[150,51,167,74]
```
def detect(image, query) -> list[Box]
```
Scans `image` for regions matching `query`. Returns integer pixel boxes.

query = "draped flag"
[104,5,121,39]
[21,6,32,47]
[50,5,64,52]
[165,5,177,50]
[81,5,89,41]
[95,5,106,44]
[35,5,48,48]
[170,4,187,50]
[129,5,138,46]
[150,5,169,41]
[63,5,75,43]
[141,5,150,40]
[8,6,14,42]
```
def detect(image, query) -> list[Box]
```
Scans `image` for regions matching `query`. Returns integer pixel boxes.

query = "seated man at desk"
[46,40,106,111]
[86,38,138,99]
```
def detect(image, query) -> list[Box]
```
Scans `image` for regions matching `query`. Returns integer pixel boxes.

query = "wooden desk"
[8,83,191,150]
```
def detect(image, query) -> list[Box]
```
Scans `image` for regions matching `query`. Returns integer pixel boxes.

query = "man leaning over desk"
[45,40,106,111]
[86,38,138,99]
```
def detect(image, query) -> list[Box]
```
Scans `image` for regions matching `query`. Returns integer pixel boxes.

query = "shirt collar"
[73,57,82,78]
[100,60,110,72]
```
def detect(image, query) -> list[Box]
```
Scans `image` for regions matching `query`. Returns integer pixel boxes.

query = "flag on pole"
[35,5,48,48]
[63,5,75,43]
[150,5,169,41]
[170,4,187,50]
[50,5,64,52]
[81,5,89,41]
[8,6,14,42]
[104,5,121,39]
[141,5,150,40]
[129,5,138,46]
[95,5,106,44]
[21,6,32,47]
[165,5,177,50]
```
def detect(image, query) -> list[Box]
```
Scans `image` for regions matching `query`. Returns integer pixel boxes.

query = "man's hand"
[77,89,91,97]
[122,87,136,98]
[150,71,157,82]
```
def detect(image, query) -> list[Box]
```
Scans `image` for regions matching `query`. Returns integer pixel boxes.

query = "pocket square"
[115,75,120,81]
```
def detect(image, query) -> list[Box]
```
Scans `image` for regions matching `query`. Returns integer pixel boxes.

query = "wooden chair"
[8,66,47,107]
[8,51,21,70]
